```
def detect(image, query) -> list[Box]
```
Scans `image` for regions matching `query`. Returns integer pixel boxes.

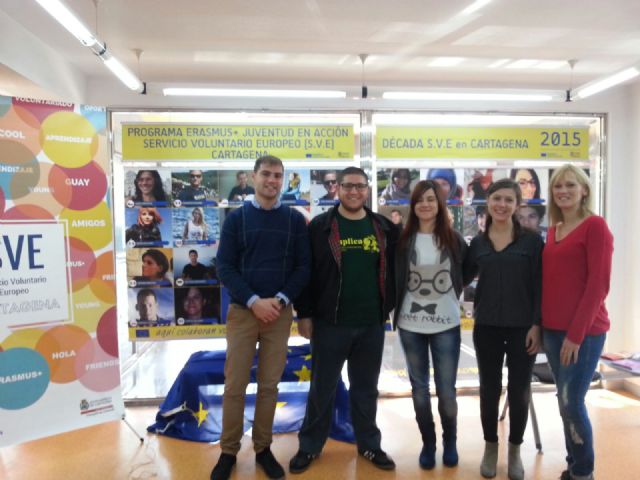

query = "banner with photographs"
[0,95,122,447]
[123,165,337,341]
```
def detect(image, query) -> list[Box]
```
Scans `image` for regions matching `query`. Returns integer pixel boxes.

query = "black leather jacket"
[295,206,399,324]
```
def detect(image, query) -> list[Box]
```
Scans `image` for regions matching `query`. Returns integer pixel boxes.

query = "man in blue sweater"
[211,155,310,480]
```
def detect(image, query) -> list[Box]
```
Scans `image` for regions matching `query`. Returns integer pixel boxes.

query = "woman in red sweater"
[542,164,613,480]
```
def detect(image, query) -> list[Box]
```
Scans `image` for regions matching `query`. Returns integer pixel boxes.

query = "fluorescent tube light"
[382,92,555,102]
[101,53,144,92]
[461,0,492,15]
[506,59,539,69]
[163,88,347,98]
[573,67,640,99]
[428,57,465,67]
[34,0,98,46]
[487,59,511,68]
[34,0,145,93]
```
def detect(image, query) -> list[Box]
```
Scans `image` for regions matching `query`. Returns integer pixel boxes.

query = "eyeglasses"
[517,179,536,187]
[190,174,202,178]
[408,269,453,294]
[340,183,368,191]
[323,179,338,186]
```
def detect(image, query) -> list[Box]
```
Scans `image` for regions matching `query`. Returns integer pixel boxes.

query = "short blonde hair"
[548,164,593,225]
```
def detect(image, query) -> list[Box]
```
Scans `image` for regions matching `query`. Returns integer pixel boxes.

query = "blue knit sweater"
[216,202,310,305]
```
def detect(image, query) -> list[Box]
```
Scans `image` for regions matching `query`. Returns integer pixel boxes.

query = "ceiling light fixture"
[359,53,368,99]
[487,59,511,68]
[34,0,97,46]
[382,91,556,102]
[34,0,145,93]
[429,57,465,67]
[572,66,640,99]
[461,0,492,16]
[162,88,346,98]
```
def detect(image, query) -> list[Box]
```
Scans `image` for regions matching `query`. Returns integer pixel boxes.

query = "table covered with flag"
[148,344,355,443]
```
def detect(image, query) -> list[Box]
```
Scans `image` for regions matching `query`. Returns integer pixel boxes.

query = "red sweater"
[542,215,613,344]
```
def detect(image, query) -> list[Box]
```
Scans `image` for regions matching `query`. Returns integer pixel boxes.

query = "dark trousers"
[298,321,385,454]
[473,324,536,445]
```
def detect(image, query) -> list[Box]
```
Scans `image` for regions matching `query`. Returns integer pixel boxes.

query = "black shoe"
[359,449,396,470]
[211,453,236,480]
[289,449,318,474]
[256,447,285,479]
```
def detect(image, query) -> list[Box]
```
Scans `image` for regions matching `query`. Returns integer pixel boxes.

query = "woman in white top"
[393,180,467,470]
[182,207,208,242]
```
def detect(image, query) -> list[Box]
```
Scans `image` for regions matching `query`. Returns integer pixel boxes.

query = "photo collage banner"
[124,167,346,341]
[121,123,356,341]
[121,121,593,339]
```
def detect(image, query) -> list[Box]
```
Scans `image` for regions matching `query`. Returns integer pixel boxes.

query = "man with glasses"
[319,170,339,202]
[211,155,310,480]
[178,169,209,203]
[289,166,400,474]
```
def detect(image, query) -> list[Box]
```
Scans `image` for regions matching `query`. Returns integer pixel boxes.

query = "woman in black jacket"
[463,178,543,480]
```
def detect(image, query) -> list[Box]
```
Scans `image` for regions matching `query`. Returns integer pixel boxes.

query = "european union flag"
[148,344,354,443]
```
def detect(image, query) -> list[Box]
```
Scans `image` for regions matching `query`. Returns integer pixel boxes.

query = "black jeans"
[473,324,535,445]
[298,321,385,454]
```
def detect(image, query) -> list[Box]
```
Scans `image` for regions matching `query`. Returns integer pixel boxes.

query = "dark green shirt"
[336,212,382,326]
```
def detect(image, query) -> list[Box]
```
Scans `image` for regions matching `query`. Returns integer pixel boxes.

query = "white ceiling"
[1,0,640,103]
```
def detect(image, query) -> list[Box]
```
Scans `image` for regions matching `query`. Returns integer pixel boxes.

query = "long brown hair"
[399,180,459,261]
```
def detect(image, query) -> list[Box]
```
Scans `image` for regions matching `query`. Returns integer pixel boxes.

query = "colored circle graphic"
[0,328,45,350]
[0,106,41,154]
[1,203,55,220]
[13,97,74,125]
[4,157,41,200]
[35,325,91,384]
[89,251,116,303]
[0,139,37,166]
[76,338,120,392]
[49,161,108,211]
[0,348,50,410]
[67,236,97,291]
[40,111,97,168]
[13,163,66,217]
[80,104,107,133]
[0,95,11,116]
[96,307,118,357]
[72,285,111,332]
[59,202,112,250]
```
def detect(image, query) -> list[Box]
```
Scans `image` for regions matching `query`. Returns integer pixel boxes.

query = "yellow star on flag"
[276,402,287,409]
[304,354,312,361]
[294,365,312,382]
[192,402,209,427]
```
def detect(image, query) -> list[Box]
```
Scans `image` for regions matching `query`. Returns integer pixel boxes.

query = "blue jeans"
[398,326,460,447]
[544,329,605,478]
[298,321,385,454]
